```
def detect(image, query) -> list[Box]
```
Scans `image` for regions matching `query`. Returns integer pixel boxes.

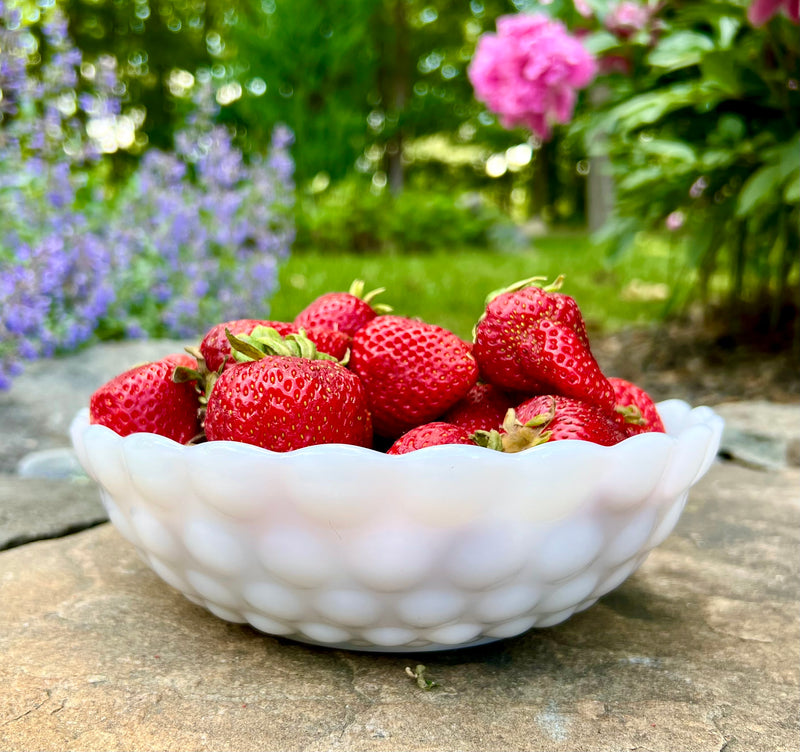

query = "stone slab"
[1,461,798,752]
[0,475,106,551]
[0,340,190,474]
[714,400,800,470]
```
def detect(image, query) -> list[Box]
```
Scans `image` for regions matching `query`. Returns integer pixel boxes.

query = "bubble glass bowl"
[70,399,723,652]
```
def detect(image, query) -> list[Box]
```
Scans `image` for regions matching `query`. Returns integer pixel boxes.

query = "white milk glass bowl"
[70,399,723,652]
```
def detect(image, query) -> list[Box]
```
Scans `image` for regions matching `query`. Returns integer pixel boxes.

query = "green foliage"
[294,176,517,253]
[271,234,676,339]
[227,0,378,183]
[569,1,799,331]
[63,0,225,154]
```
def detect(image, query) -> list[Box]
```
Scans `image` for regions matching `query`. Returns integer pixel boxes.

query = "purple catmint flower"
[468,13,597,140]
[2,0,294,390]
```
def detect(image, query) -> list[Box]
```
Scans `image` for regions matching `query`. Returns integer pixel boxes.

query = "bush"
[295,175,519,253]
[565,0,799,333]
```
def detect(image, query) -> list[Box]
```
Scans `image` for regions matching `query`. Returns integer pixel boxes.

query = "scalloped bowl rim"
[70,397,720,465]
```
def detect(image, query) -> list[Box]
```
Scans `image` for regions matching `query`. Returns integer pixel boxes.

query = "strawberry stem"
[474,406,555,453]
[483,274,565,306]
[615,403,648,426]
[349,278,392,312]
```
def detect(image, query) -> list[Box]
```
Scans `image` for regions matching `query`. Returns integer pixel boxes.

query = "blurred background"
[1,0,798,399]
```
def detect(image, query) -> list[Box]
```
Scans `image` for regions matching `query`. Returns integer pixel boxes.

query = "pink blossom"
[605,2,655,39]
[468,13,597,140]
[573,0,594,17]
[665,210,685,231]
[747,0,799,25]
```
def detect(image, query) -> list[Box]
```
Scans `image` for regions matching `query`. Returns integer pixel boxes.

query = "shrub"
[468,1,799,339]
[568,0,799,332]
[295,175,517,253]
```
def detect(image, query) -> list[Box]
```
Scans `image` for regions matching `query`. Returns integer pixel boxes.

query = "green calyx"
[349,278,393,313]
[172,346,217,404]
[615,403,647,426]
[472,406,554,453]
[171,346,218,443]
[228,326,339,363]
[473,274,566,341]
[483,274,566,306]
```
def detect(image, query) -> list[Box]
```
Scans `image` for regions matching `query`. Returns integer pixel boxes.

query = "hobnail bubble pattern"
[70,399,723,652]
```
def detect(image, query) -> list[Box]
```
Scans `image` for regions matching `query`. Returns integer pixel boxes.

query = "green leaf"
[714,15,741,49]
[700,149,736,170]
[783,169,800,203]
[648,31,715,71]
[607,82,723,133]
[581,30,619,56]
[700,51,741,96]
[736,164,785,217]
[762,132,800,165]
[638,139,697,165]
[618,166,664,192]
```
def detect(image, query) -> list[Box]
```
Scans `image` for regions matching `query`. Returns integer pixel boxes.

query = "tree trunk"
[387,0,408,195]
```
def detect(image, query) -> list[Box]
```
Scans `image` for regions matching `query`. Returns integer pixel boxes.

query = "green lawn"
[269,233,679,340]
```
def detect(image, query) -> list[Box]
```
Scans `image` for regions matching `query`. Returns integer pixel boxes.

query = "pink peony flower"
[747,0,799,25]
[605,2,655,39]
[468,13,597,140]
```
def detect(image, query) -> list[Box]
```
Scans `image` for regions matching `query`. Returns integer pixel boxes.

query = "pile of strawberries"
[89,277,665,454]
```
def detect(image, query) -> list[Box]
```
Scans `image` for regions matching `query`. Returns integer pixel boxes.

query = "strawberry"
[475,395,626,452]
[204,330,371,452]
[301,325,351,362]
[387,422,475,455]
[200,319,295,372]
[515,395,626,445]
[294,279,391,337]
[473,276,590,393]
[441,382,516,433]
[608,377,665,436]
[526,318,616,412]
[89,355,201,443]
[350,315,479,438]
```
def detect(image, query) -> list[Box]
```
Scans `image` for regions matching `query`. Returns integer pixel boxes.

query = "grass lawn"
[269,233,680,340]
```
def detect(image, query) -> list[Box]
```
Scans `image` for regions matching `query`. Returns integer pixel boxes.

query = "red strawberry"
[387,422,475,455]
[200,319,295,372]
[89,355,201,443]
[350,315,479,438]
[204,332,371,452]
[473,276,590,393]
[164,352,199,370]
[441,382,516,433]
[294,279,391,337]
[475,395,626,452]
[608,377,666,436]
[526,319,616,412]
[515,395,625,446]
[301,325,351,362]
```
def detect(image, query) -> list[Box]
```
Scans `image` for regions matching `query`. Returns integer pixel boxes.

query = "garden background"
[1,0,798,402]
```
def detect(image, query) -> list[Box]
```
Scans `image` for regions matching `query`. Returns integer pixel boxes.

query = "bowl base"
[274,633,507,653]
